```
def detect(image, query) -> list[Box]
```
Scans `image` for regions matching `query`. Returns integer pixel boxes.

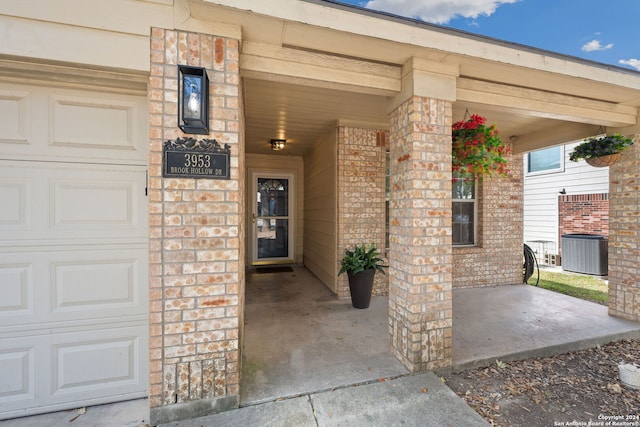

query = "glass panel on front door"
[256,178,289,259]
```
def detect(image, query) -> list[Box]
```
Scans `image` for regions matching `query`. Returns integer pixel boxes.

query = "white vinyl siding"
[523,141,609,255]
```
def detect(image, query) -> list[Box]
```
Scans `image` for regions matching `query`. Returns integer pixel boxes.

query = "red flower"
[452,115,509,179]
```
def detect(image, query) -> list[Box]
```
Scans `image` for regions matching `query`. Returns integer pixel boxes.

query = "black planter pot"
[346,269,375,309]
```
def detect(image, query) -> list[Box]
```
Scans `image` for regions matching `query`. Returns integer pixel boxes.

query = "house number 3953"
[183,153,211,168]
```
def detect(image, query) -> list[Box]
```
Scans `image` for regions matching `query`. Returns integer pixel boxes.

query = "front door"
[251,172,295,265]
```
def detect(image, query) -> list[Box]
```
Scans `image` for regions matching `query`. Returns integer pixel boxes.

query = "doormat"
[255,266,294,274]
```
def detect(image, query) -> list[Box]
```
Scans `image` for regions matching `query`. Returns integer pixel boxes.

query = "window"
[527,146,563,174]
[452,174,476,246]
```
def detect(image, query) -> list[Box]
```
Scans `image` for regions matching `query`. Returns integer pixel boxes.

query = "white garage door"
[0,82,148,419]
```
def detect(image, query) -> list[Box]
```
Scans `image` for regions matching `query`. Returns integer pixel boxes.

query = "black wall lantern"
[178,65,209,135]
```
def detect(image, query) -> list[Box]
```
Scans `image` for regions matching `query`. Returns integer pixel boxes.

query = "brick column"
[148,28,244,425]
[337,127,388,298]
[388,96,453,372]
[608,140,640,321]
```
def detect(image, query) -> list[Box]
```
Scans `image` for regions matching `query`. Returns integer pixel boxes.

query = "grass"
[526,268,609,305]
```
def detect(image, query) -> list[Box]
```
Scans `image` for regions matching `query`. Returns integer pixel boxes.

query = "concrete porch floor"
[241,267,407,405]
[6,267,640,426]
[453,284,640,371]
[241,267,640,404]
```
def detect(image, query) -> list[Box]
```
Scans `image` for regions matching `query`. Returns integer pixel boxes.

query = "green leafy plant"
[452,114,510,178]
[569,133,633,162]
[338,243,386,275]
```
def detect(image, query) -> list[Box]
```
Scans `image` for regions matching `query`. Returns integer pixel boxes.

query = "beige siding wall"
[453,147,523,288]
[304,128,338,292]
[0,0,174,72]
[245,154,304,265]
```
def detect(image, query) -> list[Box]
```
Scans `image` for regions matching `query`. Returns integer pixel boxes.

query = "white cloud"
[581,40,613,52]
[364,0,518,24]
[619,59,640,71]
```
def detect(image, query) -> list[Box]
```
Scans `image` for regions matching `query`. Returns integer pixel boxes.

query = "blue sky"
[336,0,640,72]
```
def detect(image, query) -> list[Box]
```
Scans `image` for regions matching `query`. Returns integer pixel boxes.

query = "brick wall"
[453,146,523,288]
[148,28,244,424]
[388,96,453,371]
[608,141,640,321]
[558,193,609,254]
[336,127,388,298]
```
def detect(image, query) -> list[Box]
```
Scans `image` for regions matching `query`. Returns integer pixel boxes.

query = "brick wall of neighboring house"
[452,145,524,288]
[148,28,244,423]
[336,127,388,298]
[608,141,640,321]
[558,193,609,253]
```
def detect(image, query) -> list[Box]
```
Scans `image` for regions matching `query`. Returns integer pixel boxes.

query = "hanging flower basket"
[569,133,633,167]
[585,152,622,167]
[452,114,510,179]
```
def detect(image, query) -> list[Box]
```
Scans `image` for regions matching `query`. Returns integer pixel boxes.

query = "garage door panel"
[53,179,135,227]
[53,258,139,312]
[0,326,147,419]
[50,94,137,151]
[0,347,34,402]
[0,161,146,243]
[0,178,30,229]
[0,247,147,328]
[47,248,147,320]
[0,84,147,164]
[0,263,33,316]
[54,335,140,394]
[0,88,30,145]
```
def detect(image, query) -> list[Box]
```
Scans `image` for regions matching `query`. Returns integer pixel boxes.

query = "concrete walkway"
[159,372,488,427]
[6,267,640,426]
[0,398,148,427]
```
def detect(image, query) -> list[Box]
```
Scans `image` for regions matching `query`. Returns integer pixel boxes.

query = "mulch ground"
[446,339,640,427]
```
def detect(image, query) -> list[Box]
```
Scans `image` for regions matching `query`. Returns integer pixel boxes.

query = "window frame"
[526,146,565,176]
[452,174,478,247]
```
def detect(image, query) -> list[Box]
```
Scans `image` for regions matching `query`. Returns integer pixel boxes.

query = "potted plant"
[338,243,386,309]
[569,133,634,167]
[452,114,510,178]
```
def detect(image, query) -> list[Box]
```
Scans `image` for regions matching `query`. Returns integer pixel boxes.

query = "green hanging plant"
[569,133,633,162]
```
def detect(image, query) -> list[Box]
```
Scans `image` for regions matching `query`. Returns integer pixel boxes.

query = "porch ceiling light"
[178,65,209,135]
[270,139,286,151]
